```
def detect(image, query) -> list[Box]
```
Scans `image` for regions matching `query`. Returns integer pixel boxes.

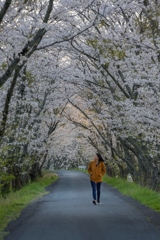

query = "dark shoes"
[92,200,97,205]
[92,200,101,205]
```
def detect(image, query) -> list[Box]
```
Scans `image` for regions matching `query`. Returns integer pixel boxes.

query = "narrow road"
[5,170,160,240]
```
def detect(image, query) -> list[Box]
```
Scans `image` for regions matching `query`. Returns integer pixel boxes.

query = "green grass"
[0,172,58,240]
[103,175,160,212]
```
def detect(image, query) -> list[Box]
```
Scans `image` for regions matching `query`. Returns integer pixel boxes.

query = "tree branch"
[0,65,23,140]
[0,0,54,88]
[0,0,12,24]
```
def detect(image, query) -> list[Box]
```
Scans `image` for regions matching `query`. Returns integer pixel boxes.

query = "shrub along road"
[4,170,160,240]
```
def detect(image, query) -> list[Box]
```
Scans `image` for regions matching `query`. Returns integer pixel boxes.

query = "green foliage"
[0,172,58,239]
[1,62,7,69]
[103,175,160,212]
[87,39,98,48]
[99,20,110,28]
[0,173,15,197]
[134,7,160,37]
[87,38,126,60]
[25,71,35,86]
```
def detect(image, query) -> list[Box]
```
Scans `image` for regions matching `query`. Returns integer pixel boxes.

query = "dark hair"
[96,153,104,162]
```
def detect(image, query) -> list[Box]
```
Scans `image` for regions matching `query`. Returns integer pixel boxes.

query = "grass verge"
[103,175,160,212]
[0,172,58,240]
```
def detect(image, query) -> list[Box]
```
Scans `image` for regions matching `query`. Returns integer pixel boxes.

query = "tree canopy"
[0,0,160,194]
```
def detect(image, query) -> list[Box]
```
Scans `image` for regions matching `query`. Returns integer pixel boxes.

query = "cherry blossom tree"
[65,0,160,189]
[0,0,160,193]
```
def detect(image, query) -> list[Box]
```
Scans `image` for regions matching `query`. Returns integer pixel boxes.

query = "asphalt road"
[4,170,160,240]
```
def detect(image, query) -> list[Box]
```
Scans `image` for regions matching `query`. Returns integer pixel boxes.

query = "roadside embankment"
[103,175,160,212]
[0,172,58,240]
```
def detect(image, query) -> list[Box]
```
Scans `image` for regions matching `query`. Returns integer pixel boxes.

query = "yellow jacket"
[88,160,106,182]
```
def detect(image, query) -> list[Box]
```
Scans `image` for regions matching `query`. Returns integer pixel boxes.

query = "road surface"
[4,170,160,240]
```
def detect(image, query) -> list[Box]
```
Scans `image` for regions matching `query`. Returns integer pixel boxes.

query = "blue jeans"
[90,181,102,202]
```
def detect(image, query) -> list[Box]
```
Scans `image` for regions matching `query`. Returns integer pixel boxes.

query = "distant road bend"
[5,170,160,240]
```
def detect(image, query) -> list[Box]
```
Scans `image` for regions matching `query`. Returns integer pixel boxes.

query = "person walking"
[88,153,106,205]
